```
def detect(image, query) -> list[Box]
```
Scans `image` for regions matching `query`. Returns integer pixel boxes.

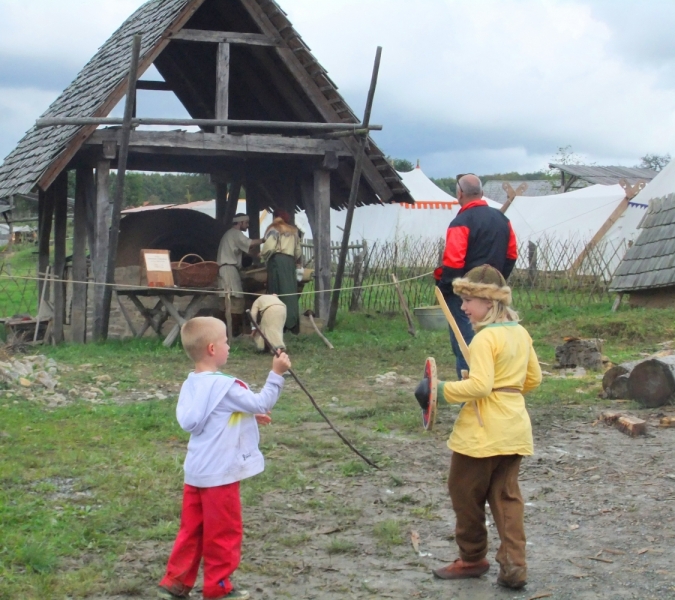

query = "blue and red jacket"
[435,200,517,297]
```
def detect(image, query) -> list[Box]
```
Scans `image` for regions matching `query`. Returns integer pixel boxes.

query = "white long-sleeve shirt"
[176,370,284,487]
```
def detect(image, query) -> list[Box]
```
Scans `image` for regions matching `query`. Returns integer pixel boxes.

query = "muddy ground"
[101,402,675,600]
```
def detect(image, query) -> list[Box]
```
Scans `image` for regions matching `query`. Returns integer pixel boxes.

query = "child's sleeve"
[522,340,543,394]
[224,372,284,414]
[439,333,495,404]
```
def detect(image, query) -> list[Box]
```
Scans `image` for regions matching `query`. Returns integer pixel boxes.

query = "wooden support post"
[328,47,382,330]
[52,172,68,344]
[245,183,260,242]
[72,168,93,343]
[216,42,230,134]
[101,34,142,340]
[223,177,242,231]
[214,173,229,223]
[37,187,55,304]
[92,160,111,341]
[313,169,331,319]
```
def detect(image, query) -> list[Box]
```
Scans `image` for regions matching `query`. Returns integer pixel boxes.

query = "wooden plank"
[84,130,350,157]
[216,42,230,135]
[36,0,209,193]
[37,187,55,304]
[71,168,92,343]
[52,172,68,344]
[313,169,331,319]
[171,29,279,46]
[246,180,261,243]
[136,80,173,91]
[92,160,110,342]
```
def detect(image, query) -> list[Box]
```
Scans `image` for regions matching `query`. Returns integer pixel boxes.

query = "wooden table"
[115,286,217,347]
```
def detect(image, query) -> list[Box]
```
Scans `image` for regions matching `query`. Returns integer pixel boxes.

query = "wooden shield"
[422,357,438,431]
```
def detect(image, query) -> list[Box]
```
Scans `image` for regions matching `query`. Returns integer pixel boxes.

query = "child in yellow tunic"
[426,264,542,589]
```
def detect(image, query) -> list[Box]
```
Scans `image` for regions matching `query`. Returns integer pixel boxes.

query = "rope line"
[0,270,435,299]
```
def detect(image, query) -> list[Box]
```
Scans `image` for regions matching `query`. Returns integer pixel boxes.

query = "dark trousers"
[445,293,474,379]
[448,452,527,584]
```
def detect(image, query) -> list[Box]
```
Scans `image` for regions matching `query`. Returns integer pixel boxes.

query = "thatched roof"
[549,164,656,187]
[0,0,411,207]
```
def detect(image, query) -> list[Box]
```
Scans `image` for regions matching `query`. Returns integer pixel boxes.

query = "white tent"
[504,183,648,273]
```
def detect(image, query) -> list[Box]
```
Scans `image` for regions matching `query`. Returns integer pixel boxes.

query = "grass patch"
[373,519,404,547]
[326,538,357,555]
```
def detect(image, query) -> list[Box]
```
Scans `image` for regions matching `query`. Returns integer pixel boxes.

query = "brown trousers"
[448,452,527,582]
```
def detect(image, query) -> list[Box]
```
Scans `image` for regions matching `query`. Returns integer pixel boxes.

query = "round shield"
[422,357,438,431]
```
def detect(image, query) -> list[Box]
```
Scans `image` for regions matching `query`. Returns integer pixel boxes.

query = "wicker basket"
[170,254,219,288]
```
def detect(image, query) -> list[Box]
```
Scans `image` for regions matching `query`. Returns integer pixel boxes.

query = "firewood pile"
[601,352,675,408]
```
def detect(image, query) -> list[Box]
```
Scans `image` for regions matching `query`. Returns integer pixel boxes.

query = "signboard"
[140,249,174,288]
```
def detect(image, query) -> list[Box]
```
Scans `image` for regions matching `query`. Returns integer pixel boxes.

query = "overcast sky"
[1,0,674,177]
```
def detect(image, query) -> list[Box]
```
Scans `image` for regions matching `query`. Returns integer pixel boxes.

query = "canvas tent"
[610,159,675,307]
[505,183,648,275]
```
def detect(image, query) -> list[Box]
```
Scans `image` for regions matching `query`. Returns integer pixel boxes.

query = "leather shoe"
[497,564,527,589]
[432,558,490,579]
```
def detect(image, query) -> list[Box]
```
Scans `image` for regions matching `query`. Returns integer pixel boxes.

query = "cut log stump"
[555,338,603,370]
[627,357,675,408]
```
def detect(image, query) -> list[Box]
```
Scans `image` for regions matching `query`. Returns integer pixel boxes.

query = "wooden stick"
[101,34,142,340]
[328,46,382,331]
[307,312,334,349]
[434,287,484,427]
[34,266,50,343]
[392,274,416,337]
[36,116,383,132]
[246,310,378,469]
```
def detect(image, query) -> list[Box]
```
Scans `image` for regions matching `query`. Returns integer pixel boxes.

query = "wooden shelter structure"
[0,0,412,343]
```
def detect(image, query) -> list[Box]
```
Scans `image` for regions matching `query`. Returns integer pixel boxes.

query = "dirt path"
[228,407,675,600]
[90,397,675,600]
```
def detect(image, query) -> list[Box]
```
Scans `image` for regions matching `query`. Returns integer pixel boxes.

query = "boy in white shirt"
[159,317,290,600]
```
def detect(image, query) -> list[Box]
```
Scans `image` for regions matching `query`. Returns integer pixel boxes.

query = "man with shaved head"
[435,174,518,378]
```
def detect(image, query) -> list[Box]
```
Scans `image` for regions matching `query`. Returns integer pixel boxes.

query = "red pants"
[160,482,242,599]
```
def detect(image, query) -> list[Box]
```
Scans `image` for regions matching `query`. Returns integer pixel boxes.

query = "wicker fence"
[300,235,630,313]
[0,236,630,323]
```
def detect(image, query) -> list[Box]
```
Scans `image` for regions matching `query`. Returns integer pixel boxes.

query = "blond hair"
[472,300,520,332]
[181,317,227,362]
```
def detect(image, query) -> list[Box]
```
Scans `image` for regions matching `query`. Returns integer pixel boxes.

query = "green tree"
[386,157,415,172]
[637,153,671,172]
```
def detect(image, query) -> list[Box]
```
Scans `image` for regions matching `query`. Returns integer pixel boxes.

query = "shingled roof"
[610,160,675,292]
[549,164,657,189]
[0,0,410,206]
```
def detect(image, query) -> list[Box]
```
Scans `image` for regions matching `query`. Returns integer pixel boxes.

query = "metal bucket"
[413,306,447,331]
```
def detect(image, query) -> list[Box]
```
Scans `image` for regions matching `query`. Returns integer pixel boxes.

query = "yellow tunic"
[440,322,542,458]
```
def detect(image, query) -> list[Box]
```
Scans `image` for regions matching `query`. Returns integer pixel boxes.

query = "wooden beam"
[38,117,381,132]
[570,196,630,273]
[84,130,350,157]
[246,181,261,243]
[37,188,55,303]
[216,43,230,135]
[52,172,68,344]
[171,29,279,46]
[214,173,230,223]
[136,80,173,91]
[224,177,243,231]
[313,169,331,319]
[101,34,142,340]
[36,0,208,192]
[72,168,93,343]
[92,160,110,342]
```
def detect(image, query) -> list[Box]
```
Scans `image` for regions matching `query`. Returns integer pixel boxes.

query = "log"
[659,416,675,428]
[627,356,675,408]
[607,374,630,400]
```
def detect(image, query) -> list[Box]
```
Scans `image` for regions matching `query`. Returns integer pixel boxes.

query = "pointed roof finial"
[416,159,420,169]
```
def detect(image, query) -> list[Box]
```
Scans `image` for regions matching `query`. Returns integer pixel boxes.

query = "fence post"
[350,240,367,311]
